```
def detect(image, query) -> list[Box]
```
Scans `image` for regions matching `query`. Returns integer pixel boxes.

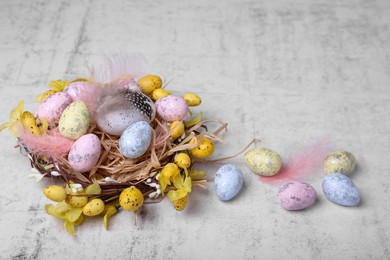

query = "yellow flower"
[158,163,181,194]
[49,79,70,92]
[0,100,24,136]
[167,174,192,202]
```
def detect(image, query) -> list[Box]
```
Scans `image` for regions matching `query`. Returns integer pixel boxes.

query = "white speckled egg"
[277,181,317,210]
[322,173,360,206]
[119,121,152,158]
[68,134,101,172]
[155,95,188,122]
[244,147,282,176]
[324,150,356,175]
[59,101,90,140]
[214,164,243,201]
[95,90,156,136]
[37,92,73,124]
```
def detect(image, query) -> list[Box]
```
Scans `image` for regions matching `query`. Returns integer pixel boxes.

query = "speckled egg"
[277,181,317,210]
[119,121,152,158]
[43,185,67,202]
[244,147,282,176]
[155,95,188,122]
[68,134,101,172]
[214,164,243,201]
[59,101,90,140]
[322,173,360,206]
[37,92,73,124]
[95,90,156,136]
[324,150,356,175]
[83,198,105,216]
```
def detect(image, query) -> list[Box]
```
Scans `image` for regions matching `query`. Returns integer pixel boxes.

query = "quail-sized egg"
[119,121,152,158]
[68,134,101,172]
[59,101,90,140]
[37,92,73,124]
[174,152,191,169]
[66,195,89,208]
[173,194,189,211]
[324,150,356,175]
[183,93,201,106]
[214,164,243,201]
[322,173,360,206]
[83,198,105,216]
[155,95,189,122]
[137,75,162,95]
[119,186,144,212]
[277,181,317,211]
[43,185,67,202]
[244,147,282,176]
[152,88,171,101]
[189,136,214,159]
[170,120,185,139]
[95,90,156,136]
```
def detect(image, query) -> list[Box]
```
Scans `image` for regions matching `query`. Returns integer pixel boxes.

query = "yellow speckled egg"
[119,186,144,212]
[189,136,214,159]
[82,198,105,216]
[324,150,356,174]
[59,101,90,140]
[66,195,88,208]
[183,93,201,106]
[173,194,189,211]
[137,75,162,95]
[244,147,282,176]
[43,185,67,202]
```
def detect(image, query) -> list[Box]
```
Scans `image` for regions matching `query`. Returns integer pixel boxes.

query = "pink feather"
[19,129,74,160]
[260,136,333,185]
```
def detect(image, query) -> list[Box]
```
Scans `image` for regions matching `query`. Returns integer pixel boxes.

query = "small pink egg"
[155,95,188,122]
[68,134,101,172]
[277,181,317,211]
[37,92,73,124]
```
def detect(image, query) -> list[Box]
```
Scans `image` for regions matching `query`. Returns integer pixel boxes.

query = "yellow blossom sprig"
[0,100,24,136]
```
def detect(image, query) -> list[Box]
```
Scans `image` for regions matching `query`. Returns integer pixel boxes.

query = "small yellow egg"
[43,185,67,202]
[119,186,144,212]
[161,163,180,179]
[183,93,201,106]
[244,148,282,176]
[174,153,191,169]
[38,89,56,103]
[65,195,89,208]
[324,150,356,175]
[21,111,36,128]
[152,88,171,101]
[170,121,185,139]
[173,194,189,211]
[82,198,105,216]
[189,136,214,159]
[137,75,162,95]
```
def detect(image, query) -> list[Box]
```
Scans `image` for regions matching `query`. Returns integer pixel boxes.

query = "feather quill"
[260,136,333,185]
[19,129,74,160]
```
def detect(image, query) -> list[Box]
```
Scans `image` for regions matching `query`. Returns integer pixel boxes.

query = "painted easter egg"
[324,150,356,175]
[43,185,67,202]
[322,173,360,206]
[214,164,243,201]
[59,101,90,140]
[155,95,188,122]
[83,198,105,216]
[95,90,155,136]
[68,134,101,172]
[119,121,152,158]
[277,181,317,210]
[244,147,282,176]
[37,92,73,124]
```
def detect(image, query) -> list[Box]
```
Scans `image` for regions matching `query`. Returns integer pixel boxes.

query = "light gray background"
[0,0,389,259]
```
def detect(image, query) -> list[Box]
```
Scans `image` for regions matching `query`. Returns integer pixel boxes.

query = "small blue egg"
[214,164,243,201]
[322,173,360,206]
[119,121,152,159]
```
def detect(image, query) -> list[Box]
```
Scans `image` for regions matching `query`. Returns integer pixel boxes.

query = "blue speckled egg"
[322,173,360,206]
[214,164,243,201]
[119,121,152,159]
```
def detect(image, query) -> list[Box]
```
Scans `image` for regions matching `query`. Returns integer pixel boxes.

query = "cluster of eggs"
[244,147,360,210]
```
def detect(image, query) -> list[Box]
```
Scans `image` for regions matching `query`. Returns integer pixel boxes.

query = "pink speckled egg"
[37,92,73,124]
[277,181,317,211]
[155,95,188,122]
[68,134,101,172]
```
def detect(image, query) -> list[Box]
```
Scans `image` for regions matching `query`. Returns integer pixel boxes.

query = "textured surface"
[1,0,390,259]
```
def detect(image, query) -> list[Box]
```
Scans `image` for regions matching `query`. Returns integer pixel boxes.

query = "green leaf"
[184,112,203,128]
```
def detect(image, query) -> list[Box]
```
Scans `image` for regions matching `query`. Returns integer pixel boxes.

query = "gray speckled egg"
[119,121,152,159]
[59,101,90,140]
[324,150,356,175]
[277,181,317,211]
[322,173,360,206]
[214,164,243,201]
